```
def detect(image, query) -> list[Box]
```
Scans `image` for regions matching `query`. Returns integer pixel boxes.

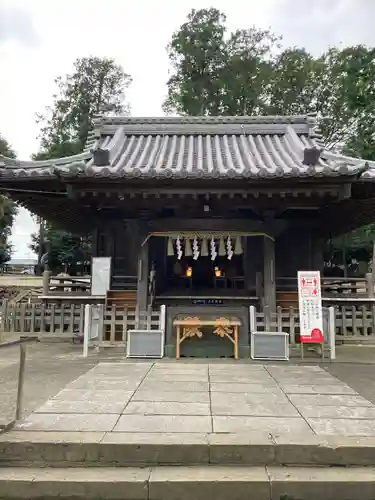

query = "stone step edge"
[1,466,375,500]
[2,432,375,466]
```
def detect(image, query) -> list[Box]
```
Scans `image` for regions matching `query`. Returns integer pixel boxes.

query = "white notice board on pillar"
[297,270,324,344]
[91,257,112,296]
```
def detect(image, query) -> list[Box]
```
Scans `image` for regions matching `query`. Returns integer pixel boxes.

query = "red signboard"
[298,270,324,344]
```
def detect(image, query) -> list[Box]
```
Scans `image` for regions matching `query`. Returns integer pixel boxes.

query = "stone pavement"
[14,361,375,436]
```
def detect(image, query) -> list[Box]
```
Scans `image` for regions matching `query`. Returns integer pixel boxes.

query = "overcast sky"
[1,0,374,259]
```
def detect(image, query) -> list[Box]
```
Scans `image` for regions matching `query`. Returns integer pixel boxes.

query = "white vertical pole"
[159,304,166,358]
[159,304,166,332]
[83,304,90,358]
[328,306,336,360]
[249,306,256,359]
[249,306,256,332]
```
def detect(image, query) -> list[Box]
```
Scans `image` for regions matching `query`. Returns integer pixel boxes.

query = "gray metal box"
[251,331,289,361]
[126,329,164,358]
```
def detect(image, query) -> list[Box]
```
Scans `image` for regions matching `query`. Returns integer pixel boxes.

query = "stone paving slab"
[280,384,356,394]
[2,465,375,500]
[296,404,375,419]
[211,392,291,405]
[307,418,375,436]
[68,379,143,391]
[51,389,135,402]
[211,401,300,417]
[210,383,282,393]
[132,390,210,403]
[149,466,270,500]
[268,466,375,500]
[139,381,209,392]
[35,399,128,414]
[114,414,212,433]
[15,413,119,432]
[123,401,211,416]
[288,393,374,407]
[212,416,313,434]
[12,362,375,437]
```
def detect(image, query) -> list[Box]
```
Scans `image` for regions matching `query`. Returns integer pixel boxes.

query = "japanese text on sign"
[298,270,324,344]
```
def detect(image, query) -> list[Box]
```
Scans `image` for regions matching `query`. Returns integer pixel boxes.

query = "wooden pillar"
[91,226,99,258]
[371,240,375,292]
[263,235,276,314]
[42,269,50,295]
[137,235,149,312]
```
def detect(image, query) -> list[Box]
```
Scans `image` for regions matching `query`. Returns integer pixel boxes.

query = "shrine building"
[1,114,375,356]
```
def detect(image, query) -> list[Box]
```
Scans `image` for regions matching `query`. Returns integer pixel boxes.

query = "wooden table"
[173,317,241,360]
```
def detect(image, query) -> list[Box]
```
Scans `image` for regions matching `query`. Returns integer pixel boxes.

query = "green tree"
[31,56,132,269]
[221,27,280,115]
[30,223,91,274]
[0,135,18,264]
[164,8,279,116]
[164,8,228,115]
[266,45,375,156]
[165,9,375,162]
[35,56,132,159]
[265,48,319,116]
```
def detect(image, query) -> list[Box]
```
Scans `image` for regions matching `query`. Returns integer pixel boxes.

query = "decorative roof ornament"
[92,148,110,167]
[303,147,323,166]
[192,237,200,260]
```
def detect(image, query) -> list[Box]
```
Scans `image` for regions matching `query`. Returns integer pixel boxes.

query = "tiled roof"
[1,115,374,181]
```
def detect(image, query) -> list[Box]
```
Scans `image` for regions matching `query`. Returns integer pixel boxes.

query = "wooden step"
[106,290,137,307]
[276,290,298,308]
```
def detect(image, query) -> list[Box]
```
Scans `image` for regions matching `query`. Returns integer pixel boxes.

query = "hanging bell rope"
[234,236,243,255]
[185,238,192,256]
[167,237,174,256]
[201,237,208,257]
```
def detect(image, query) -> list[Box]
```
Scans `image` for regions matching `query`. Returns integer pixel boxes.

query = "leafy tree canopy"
[0,135,18,264]
[34,56,132,160]
[30,223,91,274]
[165,8,375,162]
[30,56,132,269]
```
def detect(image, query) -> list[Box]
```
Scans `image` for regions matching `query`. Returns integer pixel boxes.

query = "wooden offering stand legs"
[173,317,240,360]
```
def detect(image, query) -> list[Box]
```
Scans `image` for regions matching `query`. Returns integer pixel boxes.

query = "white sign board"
[298,270,324,343]
[91,257,111,296]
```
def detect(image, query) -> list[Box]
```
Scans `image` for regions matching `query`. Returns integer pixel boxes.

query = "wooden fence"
[252,305,375,341]
[102,305,162,342]
[1,301,375,342]
[0,301,162,340]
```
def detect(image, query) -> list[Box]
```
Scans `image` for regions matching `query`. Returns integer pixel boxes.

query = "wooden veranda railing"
[46,275,91,295]
[277,275,374,297]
